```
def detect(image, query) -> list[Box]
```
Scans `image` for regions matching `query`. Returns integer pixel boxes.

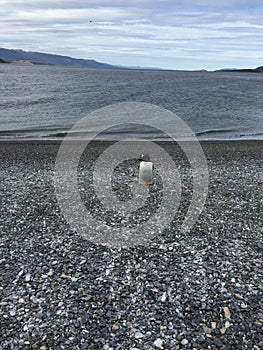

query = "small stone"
[154,338,163,348]
[240,302,247,308]
[25,273,31,282]
[40,346,47,350]
[112,324,119,331]
[161,292,167,302]
[135,331,144,339]
[214,338,223,347]
[234,293,243,300]
[206,334,212,338]
[203,326,211,333]
[211,322,217,329]
[17,270,24,277]
[24,340,30,345]
[220,327,226,334]
[31,297,38,304]
[225,321,231,328]
[10,309,16,316]
[223,306,231,319]
[181,339,188,345]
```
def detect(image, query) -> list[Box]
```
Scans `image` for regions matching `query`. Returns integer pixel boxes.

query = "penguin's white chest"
[139,161,153,185]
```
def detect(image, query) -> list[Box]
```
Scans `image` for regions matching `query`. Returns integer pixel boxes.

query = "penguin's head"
[135,153,151,163]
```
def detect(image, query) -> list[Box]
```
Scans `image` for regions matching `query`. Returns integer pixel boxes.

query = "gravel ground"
[0,140,262,350]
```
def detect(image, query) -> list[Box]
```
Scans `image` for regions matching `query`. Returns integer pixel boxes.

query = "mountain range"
[0,48,118,69]
[218,67,263,73]
[0,47,262,72]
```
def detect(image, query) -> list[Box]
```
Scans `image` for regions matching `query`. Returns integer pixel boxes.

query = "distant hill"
[0,48,118,69]
[1,48,262,72]
[216,66,263,73]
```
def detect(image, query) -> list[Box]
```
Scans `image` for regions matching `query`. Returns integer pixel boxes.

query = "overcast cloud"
[1,0,263,69]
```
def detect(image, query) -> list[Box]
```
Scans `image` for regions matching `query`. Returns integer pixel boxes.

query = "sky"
[1,0,263,70]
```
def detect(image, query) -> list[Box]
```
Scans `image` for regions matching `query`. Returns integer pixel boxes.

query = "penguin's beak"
[135,159,141,163]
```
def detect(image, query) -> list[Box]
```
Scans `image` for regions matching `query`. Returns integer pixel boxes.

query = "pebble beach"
[0,140,262,349]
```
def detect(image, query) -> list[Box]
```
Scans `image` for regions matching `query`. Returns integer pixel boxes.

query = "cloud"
[0,0,263,69]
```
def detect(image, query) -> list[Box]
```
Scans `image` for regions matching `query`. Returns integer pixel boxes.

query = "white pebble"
[161,292,167,302]
[17,270,24,277]
[211,322,217,329]
[181,339,189,345]
[225,321,231,328]
[154,338,163,348]
[25,273,31,282]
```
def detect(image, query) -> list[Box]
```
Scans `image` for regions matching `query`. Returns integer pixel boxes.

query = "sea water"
[0,64,262,140]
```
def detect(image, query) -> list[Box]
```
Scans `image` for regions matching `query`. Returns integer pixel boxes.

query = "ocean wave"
[1,66,263,141]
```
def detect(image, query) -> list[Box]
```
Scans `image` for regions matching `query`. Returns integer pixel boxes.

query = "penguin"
[136,153,153,186]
